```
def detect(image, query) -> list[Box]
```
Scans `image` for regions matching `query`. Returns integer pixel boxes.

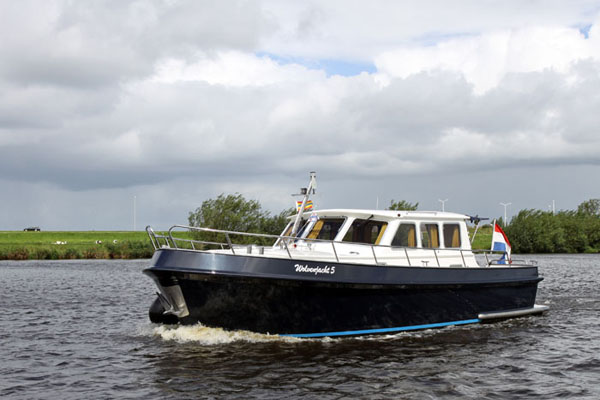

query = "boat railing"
[144,225,526,268]
[472,250,537,267]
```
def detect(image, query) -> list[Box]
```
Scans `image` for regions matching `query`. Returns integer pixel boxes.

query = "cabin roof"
[293,208,469,221]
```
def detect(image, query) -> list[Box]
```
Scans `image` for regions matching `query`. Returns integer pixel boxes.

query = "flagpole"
[291,172,316,236]
[490,219,496,251]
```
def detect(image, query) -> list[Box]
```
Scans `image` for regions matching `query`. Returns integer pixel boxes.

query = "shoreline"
[1,230,494,261]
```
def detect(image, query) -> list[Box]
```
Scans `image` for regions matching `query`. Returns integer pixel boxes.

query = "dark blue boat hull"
[144,249,542,336]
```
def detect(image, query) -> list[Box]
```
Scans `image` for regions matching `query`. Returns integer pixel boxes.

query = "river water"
[0,255,598,399]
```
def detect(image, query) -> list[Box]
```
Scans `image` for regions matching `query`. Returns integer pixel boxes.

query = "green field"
[1,226,493,260]
[0,231,157,260]
[469,225,493,251]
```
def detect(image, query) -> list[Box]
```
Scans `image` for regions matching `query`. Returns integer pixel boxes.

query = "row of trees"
[386,197,600,254]
[188,194,293,246]
[187,195,418,246]
[505,199,600,253]
[188,194,600,253]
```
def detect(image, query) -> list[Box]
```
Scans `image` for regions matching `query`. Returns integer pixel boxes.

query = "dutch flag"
[491,220,512,264]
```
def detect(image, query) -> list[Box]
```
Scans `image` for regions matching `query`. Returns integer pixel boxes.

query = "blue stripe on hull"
[281,318,481,338]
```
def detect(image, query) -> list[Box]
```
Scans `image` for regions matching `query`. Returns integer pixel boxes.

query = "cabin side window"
[342,219,388,245]
[307,218,345,241]
[391,223,417,247]
[443,223,461,248]
[420,223,440,248]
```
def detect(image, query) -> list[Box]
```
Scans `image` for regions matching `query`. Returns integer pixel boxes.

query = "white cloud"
[375,25,600,93]
[260,0,600,61]
[151,51,325,87]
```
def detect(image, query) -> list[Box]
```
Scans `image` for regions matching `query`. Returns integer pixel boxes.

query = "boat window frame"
[419,222,441,249]
[341,217,389,245]
[280,218,311,236]
[296,218,313,239]
[442,222,462,248]
[305,216,348,242]
[391,221,418,248]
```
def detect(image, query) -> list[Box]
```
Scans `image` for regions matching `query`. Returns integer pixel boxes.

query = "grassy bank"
[0,231,156,260]
[1,227,493,260]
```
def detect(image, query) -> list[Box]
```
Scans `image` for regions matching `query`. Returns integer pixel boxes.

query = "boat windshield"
[342,219,388,245]
[307,218,345,241]
[279,219,310,238]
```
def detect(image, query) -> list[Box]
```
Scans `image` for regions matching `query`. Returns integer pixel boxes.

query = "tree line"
[188,194,600,254]
[188,194,293,246]
[505,199,600,253]
[187,195,421,247]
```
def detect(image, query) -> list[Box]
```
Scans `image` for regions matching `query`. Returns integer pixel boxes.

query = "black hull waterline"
[144,249,544,337]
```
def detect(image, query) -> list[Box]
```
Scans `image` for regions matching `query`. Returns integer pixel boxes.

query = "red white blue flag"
[491,220,512,264]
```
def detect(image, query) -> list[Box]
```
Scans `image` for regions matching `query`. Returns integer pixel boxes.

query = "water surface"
[1,255,598,399]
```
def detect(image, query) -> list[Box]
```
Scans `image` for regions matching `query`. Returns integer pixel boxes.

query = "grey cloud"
[3,60,600,192]
[0,0,265,90]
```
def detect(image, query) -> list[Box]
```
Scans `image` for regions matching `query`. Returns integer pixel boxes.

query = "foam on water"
[151,323,304,345]
[146,323,455,344]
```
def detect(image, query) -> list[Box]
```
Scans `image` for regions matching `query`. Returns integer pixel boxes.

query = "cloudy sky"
[2,0,600,230]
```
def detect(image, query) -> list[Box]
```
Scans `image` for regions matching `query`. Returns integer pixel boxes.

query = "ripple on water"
[1,255,600,399]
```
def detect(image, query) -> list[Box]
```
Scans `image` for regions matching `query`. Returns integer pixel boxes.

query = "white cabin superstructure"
[183,208,483,268]
[266,209,479,268]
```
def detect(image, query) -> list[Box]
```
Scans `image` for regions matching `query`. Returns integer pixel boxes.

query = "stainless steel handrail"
[370,246,379,265]
[154,225,489,267]
[146,226,158,249]
[146,225,173,249]
[146,225,533,268]
[471,249,536,267]
[149,225,536,269]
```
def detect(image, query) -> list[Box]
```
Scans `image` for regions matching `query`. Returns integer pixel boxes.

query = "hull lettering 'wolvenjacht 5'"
[143,172,547,337]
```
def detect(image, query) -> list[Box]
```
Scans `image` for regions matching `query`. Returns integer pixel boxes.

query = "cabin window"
[342,219,388,245]
[420,223,440,248]
[280,219,308,238]
[391,223,417,247]
[307,218,345,241]
[443,223,461,248]
[296,219,311,238]
[281,222,293,238]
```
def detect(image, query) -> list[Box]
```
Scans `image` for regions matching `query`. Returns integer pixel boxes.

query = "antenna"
[438,198,448,212]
